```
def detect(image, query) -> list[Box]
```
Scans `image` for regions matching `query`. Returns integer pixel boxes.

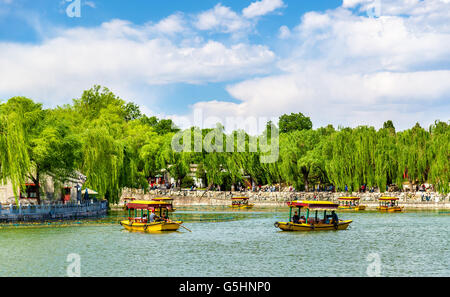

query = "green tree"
[279,112,313,134]
[427,121,449,193]
[0,97,81,204]
[383,120,396,133]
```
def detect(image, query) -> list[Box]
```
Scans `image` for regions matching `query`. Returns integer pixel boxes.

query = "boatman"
[331,211,339,224]
[149,210,156,223]
[292,211,300,224]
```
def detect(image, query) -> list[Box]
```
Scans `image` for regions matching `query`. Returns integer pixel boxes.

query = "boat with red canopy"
[152,197,176,211]
[338,197,366,211]
[229,197,254,209]
[275,201,353,231]
[377,197,403,212]
[120,200,183,232]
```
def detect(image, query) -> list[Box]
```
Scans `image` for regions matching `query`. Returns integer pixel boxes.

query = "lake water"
[0,207,449,277]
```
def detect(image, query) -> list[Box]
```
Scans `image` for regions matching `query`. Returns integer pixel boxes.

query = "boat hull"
[377,206,403,212]
[338,205,366,211]
[275,220,353,231]
[229,205,254,209]
[120,220,182,232]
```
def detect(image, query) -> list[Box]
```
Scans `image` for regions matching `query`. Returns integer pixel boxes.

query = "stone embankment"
[117,189,450,210]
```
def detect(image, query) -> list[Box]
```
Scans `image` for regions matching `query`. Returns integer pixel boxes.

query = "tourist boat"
[338,197,366,211]
[377,197,404,212]
[229,197,254,209]
[274,201,353,231]
[120,200,183,232]
[152,197,176,212]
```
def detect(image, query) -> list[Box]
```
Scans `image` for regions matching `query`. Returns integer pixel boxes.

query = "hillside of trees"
[1,86,449,204]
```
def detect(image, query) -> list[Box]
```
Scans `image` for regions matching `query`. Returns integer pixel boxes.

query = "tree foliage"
[279,112,313,134]
[1,87,449,206]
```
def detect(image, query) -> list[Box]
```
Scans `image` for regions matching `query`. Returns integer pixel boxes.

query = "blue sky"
[0,0,449,130]
[0,1,341,40]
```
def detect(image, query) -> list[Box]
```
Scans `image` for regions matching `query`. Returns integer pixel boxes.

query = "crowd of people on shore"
[146,181,440,202]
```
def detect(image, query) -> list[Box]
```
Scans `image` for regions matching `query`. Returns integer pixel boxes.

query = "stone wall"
[119,188,450,209]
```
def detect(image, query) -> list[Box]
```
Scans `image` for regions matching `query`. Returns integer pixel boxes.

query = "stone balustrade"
[119,188,450,209]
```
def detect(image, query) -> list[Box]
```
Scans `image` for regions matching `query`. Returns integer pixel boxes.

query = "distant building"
[149,164,205,188]
[188,164,205,188]
[0,172,86,204]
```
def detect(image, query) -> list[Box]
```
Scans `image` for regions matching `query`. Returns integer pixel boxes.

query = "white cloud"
[195,4,252,34]
[194,1,285,35]
[242,0,285,19]
[278,25,290,39]
[1,0,449,131]
[0,19,275,106]
[181,0,450,130]
[150,13,186,35]
[188,69,450,130]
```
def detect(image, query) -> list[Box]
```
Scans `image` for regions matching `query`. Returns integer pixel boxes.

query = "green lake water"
[0,207,449,277]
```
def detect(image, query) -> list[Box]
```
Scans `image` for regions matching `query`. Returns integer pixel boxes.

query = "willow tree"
[139,129,165,184]
[201,125,228,189]
[374,127,398,192]
[0,98,35,205]
[322,129,351,191]
[396,123,430,188]
[224,131,246,188]
[73,86,132,203]
[79,125,123,203]
[30,110,82,203]
[427,121,450,194]
[0,97,81,205]
[352,126,377,188]
[279,131,307,189]
[323,127,377,192]
[158,132,191,187]
[122,120,164,190]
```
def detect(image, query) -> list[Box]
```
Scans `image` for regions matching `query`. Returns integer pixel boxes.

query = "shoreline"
[114,190,450,210]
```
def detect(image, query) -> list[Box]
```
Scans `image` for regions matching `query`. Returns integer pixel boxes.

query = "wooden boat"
[275,201,352,231]
[229,197,254,209]
[152,197,176,212]
[120,200,183,232]
[338,197,366,211]
[377,197,403,212]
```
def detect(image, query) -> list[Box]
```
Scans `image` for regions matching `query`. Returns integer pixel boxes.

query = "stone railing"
[0,200,109,222]
[119,188,450,208]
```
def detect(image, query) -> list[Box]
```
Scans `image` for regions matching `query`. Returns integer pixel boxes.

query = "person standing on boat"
[331,211,339,224]
[149,210,156,223]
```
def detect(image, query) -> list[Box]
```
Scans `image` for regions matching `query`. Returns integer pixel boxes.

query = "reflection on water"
[0,206,449,277]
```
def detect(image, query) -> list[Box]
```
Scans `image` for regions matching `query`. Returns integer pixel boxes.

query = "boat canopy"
[338,197,360,201]
[127,200,173,210]
[379,197,399,201]
[232,197,249,200]
[288,201,339,210]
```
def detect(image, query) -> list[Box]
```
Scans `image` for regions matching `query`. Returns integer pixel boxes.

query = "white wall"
[0,182,15,203]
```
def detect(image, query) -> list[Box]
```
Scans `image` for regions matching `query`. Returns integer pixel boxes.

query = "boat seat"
[307,218,317,224]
